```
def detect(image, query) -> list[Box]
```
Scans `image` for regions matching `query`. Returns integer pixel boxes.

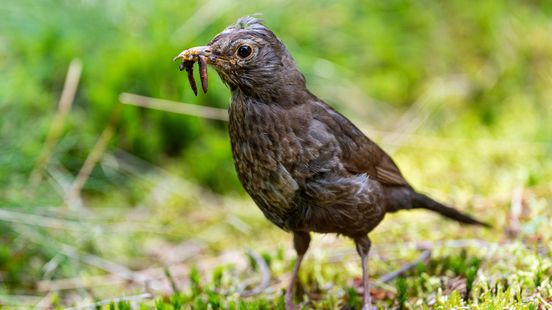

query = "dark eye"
[237,45,252,58]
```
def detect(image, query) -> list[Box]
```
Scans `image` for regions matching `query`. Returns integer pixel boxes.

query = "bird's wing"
[311,101,410,187]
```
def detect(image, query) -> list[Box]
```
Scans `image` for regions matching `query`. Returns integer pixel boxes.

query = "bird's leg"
[285,231,311,310]
[354,235,374,310]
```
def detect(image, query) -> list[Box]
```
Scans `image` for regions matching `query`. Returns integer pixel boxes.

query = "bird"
[174,16,489,310]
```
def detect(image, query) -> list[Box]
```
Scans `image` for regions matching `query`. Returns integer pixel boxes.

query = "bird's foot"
[362,303,376,310]
[285,291,296,310]
[360,292,375,310]
[285,300,298,310]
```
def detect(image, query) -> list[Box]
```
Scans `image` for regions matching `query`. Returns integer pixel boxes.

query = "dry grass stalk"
[170,0,236,44]
[378,249,432,283]
[12,225,144,283]
[120,93,545,153]
[30,59,82,184]
[382,76,471,153]
[0,207,171,235]
[65,106,122,209]
[36,250,249,293]
[119,92,228,121]
[239,250,271,297]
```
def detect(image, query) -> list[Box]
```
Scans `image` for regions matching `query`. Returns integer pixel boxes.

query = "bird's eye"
[237,45,252,58]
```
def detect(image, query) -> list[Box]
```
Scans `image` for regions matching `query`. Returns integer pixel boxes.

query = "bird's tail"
[411,192,491,227]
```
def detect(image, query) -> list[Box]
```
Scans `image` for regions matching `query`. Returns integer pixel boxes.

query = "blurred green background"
[1,0,551,308]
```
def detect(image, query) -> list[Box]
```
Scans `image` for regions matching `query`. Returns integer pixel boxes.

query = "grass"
[2,161,550,308]
[1,0,551,309]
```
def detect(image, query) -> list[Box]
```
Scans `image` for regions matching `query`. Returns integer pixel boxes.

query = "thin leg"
[354,235,373,310]
[285,231,311,310]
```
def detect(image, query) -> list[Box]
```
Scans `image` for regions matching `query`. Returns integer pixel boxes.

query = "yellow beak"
[173,46,213,63]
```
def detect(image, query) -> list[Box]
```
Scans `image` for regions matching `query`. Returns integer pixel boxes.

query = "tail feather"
[411,192,491,228]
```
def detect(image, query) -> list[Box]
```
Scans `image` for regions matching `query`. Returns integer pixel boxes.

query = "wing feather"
[311,101,410,187]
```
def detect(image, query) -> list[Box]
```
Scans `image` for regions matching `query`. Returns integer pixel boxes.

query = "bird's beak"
[173,46,215,64]
[173,46,215,95]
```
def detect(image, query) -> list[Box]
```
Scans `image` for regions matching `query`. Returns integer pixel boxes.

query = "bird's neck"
[232,68,310,105]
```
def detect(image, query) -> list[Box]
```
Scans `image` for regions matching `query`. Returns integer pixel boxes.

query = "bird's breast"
[228,98,306,228]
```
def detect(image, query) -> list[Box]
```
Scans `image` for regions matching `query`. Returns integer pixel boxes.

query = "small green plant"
[345,287,361,309]
[190,266,202,297]
[396,277,408,310]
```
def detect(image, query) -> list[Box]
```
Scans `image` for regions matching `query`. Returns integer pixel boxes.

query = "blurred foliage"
[0,0,551,308]
[2,0,551,197]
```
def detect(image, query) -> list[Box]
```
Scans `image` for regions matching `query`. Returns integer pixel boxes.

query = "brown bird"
[174,16,489,309]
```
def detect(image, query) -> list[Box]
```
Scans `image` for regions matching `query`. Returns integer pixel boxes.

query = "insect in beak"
[173,46,213,95]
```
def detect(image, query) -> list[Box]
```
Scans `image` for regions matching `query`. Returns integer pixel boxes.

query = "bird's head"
[174,16,306,100]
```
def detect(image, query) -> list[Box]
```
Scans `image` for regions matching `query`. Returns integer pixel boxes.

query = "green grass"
[1,0,551,309]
